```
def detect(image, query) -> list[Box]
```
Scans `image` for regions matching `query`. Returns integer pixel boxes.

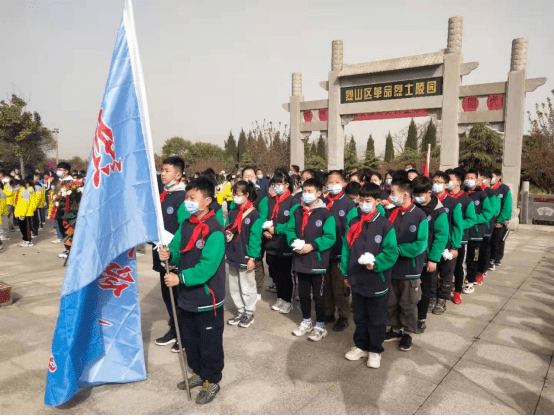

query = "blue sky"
[1,0,552,159]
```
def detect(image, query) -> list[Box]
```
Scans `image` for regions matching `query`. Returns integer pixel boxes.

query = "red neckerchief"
[326,192,343,210]
[480,184,486,191]
[15,190,20,205]
[388,200,414,224]
[492,181,501,191]
[271,190,291,220]
[467,188,478,195]
[301,206,313,236]
[179,210,215,253]
[449,190,465,199]
[225,201,253,237]
[346,208,378,248]
[160,190,168,204]
[437,192,448,202]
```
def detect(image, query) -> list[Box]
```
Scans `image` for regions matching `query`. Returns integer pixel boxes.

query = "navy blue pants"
[352,291,388,353]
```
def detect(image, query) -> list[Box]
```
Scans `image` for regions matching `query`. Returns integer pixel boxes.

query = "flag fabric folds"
[423,144,431,177]
[44,0,164,407]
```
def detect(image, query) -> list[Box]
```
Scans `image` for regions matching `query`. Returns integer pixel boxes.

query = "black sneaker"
[399,333,413,351]
[196,380,220,404]
[171,341,182,353]
[417,319,426,334]
[495,260,502,266]
[324,314,336,324]
[428,297,437,311]
[433,298,447,315]
[332,316,349,332]
[488,262,496,271]
[384,329,403,343]
[227,313,243,326]
[238,314,255,328]
[155,331,177,346]
[177,373,203,390]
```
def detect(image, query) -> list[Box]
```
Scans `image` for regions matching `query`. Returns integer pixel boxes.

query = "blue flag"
[45,0,165,407]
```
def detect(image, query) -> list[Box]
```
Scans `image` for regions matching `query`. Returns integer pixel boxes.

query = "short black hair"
[302,177,323,192]
[359,183,381,200]
[269,170,291,187]
[433,170,449,184]
[256,168,263,173]
[302,169,316,179]
[450,169,464,183]
[412,176,432,195]
[345,181,361,196]
[162,156,185,173]
[327,170,345,181]
[492,168,502,176]
[350,172,363,182]
[392,179,413,197]
[232,180,257,202]
[466,169,479,178]
[369,171,382,181]
[186,177,215,199]
[406,168,419,176]
[291,165,300,173]
[392,170,409,182]
[57,162,71,171]
[478,168,491,179]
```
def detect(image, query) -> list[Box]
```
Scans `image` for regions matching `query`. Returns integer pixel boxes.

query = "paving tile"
[502,297,554,320]
[536,382,554,415]
[463,340,550,381]
[478,322,554,356]
[417,359,543,414]
[493,309,554,336]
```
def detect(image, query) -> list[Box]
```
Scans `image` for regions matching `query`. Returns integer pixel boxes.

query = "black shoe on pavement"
[417,319,426,334]
[196,380,220,404]
[428,297,437,311]
[155,331,177,346]
[177,373,203,390]
[332,316,349,332]
[495,260,502,266]
[171,341,182,353]
[238,314,255,328]
[399,333,413,351]
[324,314,336,324]
[384,329,403,342]
[433,298,447,315]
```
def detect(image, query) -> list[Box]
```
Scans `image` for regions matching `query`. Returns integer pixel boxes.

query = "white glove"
[291,239,306,251]
[442,249,454,260]
[358,252,376,266]
[385,203,395,210]
[262,220,274,230]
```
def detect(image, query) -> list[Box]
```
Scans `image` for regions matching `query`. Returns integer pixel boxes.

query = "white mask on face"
[390,195,403,207]
[359,202,374,213]
[302,193,316,205]
[372,181,381,187]
[432,183,444,194]
[327,184,342,195]
[491,177,497,185]
[414,196,426,205]
[257,174,263,180]
[385,178,392,186]
[272,184,284,195]
[233,195,244,206]
[447,181,455,191]
[464,179,476,188]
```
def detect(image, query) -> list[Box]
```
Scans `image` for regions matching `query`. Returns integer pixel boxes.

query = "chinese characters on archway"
[341,77,443,104]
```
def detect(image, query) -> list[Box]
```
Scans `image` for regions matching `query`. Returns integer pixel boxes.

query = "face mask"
[447,181,455,191]
[414,196,426,205]
[464,179,476,188]
[360,202,374,213]
[185,200,200,214]
[385,179,392,186]
[432,183,444,194]
[56,171,63,178]
[390,195,403,207]
[257,174,263,180]
[491,177,497,185]
[164,179,176,189]
[327,184,342,195]
[272,184,284,195]
[233,195,244,206]
[302,193,316,205]
[372,181,381,187]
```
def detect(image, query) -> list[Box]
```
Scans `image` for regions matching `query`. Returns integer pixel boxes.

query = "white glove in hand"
[262,220,274,230]
[442,249,454,260]
[385,203,395,210]
[358,252,376,265]
[291,239,306,251]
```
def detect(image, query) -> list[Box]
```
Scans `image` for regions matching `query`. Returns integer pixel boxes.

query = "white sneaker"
[256,294,262,302]
[271,298,284,311]
[18,241,29,247]
[51,238,62,244]
[58,252,68,259]
[462,282,474,294]
[279,301,293,314]
[0,236,10,241]
[345,346,369,361]
[367,352,381,368]
[292,321,313,337]
[308,326,328,342]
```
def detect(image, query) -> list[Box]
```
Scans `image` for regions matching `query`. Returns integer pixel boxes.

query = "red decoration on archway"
[462,96,479,112]
[318,108,328,121]
[487,94,504,110]
[303,110,313,122]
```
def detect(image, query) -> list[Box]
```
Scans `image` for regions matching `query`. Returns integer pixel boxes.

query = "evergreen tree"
[384,132,395,162]
[311,142,318,157]
[239,145,255,168]
[405,118,418,151]
[237,128,248,162]
[459,123,503,170]
[344,135,358,171]
[247,131,256,145]
[304,138,312,157]
[420,120,437,152]
[316,134,327,161]
[224,130,237,161]
[362,134,380,170]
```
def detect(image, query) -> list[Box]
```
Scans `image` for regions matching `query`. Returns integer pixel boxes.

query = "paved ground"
[2,222,554,414]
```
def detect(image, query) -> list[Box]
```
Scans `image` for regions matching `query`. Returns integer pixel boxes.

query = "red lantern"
[303,110,313,122]
[462,96,479,112]
[487,94,504,111]
[318,108,328,121]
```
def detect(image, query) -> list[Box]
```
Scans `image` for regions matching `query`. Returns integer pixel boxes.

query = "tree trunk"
[19,156,25,176]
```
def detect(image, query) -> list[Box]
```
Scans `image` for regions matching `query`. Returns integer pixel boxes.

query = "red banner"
[353,109,428,121]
